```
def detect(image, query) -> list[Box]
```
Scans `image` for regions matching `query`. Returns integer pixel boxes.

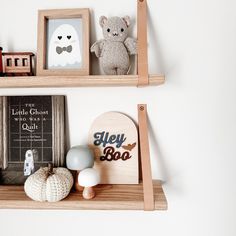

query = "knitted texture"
[24,167,73,202]
[91,16,137,75]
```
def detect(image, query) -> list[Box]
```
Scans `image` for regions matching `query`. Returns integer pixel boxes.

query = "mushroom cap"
[66,146,94,171]
[78,168,100,187]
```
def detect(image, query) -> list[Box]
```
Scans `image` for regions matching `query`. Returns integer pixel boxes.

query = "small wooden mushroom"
[66,146,94,191]
[78,168,100,199]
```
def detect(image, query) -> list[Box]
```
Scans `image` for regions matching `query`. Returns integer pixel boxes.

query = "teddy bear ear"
[122,16,131,27]
[99,16,108,27]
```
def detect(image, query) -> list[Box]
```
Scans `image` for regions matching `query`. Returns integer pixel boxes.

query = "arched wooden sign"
[88,112,139,184]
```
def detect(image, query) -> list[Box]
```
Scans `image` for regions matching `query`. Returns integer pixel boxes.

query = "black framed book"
[0,95,65,185]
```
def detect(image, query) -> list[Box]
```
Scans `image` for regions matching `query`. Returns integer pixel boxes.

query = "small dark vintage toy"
[0,47,34,76]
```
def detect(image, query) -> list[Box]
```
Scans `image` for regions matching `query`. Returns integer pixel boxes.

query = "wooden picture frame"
[37,9,90,76]
[0,96,65,185]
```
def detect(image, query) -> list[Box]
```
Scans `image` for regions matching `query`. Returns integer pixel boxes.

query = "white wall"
[0,0,236,235]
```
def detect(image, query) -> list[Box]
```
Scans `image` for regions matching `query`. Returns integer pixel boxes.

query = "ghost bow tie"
[56,45,72,54]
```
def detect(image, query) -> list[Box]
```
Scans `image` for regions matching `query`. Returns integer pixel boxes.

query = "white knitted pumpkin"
[24,164,73,202]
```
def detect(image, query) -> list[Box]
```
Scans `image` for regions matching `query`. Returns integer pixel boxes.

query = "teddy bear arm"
[124,37,137,55]
[90,40,105,58]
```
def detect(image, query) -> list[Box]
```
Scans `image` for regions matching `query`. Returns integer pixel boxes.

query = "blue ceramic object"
[66,146,94,171]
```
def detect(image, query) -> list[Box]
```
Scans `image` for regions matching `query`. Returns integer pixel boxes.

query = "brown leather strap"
[137,0,149,87]
[138,104,154,210]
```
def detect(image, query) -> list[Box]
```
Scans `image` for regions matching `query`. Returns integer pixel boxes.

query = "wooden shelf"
[0,180,167,210]
[0,75,164,88]
[0,1,167,211]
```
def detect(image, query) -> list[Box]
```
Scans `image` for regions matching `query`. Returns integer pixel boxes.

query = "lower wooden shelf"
[0,180,167,210]
[0,75,165,88]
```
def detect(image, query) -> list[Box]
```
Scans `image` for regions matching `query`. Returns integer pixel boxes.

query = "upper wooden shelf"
[0,180,167,210]
[0,75,165,88]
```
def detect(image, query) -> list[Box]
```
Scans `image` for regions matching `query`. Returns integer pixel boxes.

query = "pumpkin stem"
[47,163,54,176]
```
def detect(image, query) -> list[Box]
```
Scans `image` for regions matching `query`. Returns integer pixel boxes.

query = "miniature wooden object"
[66,145,94,191]
[0,47,3,75]
[2,52,34,76]
[75,171,82,191]
[78,168,100,199]
[88,112,139,184]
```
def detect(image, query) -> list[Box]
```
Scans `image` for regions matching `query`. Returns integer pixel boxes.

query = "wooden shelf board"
[0,75,165,88]
[0,180,167,210]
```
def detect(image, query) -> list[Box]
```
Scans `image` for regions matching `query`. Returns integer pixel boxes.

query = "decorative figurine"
[0,47,34,76]
[24,163,74,202]
[0,47,3,76]
[24,149,39,176]
[78,168,100,199]
[24,150,35,176]
[91,16,137,75]
[66,145,94,191]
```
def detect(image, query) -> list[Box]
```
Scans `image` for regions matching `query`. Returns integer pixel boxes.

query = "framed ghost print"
[37,9,90,76]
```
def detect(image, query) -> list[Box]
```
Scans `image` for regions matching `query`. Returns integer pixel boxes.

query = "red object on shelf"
[0,47,3,74]
[2,52,34,76]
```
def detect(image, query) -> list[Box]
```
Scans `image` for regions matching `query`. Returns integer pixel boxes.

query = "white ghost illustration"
[48,24,82,68]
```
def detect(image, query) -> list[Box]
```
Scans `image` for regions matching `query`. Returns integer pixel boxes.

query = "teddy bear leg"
[103,67,117,75]
[117,67,129,75]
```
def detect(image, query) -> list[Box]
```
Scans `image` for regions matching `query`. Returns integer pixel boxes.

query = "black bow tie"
[56,45,72,54]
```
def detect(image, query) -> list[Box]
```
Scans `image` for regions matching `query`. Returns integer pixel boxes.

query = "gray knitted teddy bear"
[91,16,137,75]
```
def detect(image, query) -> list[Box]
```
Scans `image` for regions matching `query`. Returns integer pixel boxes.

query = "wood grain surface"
[88,112,139,184]
[0,180,167,210]
[37,8,90,76]
[0,75,164,88]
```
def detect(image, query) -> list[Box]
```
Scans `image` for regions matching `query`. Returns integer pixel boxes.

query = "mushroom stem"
[75,170,83,192]
[82,187,95,199]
